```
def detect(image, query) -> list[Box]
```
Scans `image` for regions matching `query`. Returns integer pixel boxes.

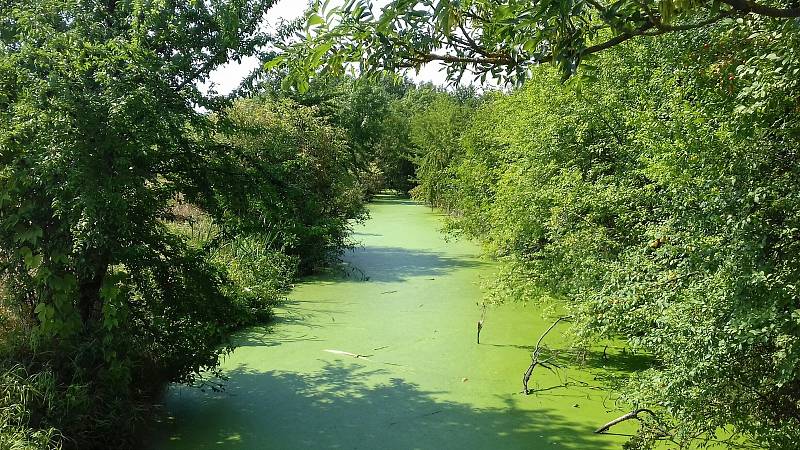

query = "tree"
[0,0,275,444]
[406,87,478,209]
[1,0,273,334]
[254,70,419,196]
[279,0,800,86]
[198,98,367,273]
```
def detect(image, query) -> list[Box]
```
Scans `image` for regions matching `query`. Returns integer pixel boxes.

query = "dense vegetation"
[403,16,800,450]
[2,0,800,448]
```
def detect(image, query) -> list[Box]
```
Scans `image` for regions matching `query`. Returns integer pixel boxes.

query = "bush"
[211,234,298,325]
[191,98,367,273]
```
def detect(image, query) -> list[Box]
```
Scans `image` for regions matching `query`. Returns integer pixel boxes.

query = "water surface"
[151,196,637,449]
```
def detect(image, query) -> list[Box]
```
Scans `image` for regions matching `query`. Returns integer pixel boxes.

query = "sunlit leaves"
[272,0,789,88]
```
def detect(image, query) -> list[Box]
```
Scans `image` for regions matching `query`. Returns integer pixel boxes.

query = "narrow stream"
[150,195,637,449]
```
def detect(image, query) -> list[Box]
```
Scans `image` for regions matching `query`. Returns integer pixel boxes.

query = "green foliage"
[412,16,800,448]
[332,79,417,195]
[0,0,367,447]
[255,72,420,197]
[3,0,797,447]
[280,0,800,89]
[0,0,272,338]
[168,214,297,327]
[213,235,297,315]
[406,87,478,209]
[195,98,367,273]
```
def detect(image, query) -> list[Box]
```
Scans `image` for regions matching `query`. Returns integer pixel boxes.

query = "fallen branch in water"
[595,408,674,440]
[595,408,657,433]
[324,349,372,360]
[522,315,572,395]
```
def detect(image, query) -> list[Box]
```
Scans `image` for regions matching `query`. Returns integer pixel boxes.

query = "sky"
[202,0,453,95]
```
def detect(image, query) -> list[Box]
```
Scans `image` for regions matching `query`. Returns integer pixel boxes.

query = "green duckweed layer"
[150,196,639,449]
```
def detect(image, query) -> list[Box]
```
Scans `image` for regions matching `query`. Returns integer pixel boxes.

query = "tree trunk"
[77,256,109,327]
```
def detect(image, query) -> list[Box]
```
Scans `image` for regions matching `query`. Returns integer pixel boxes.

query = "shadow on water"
[584,348,652,372]
[369,196,418,206]
[542,346,653,376]
[513,343,654,397]
[342,246,486,283]
[231,299,351,348]
[231,327,323,348]
[352,232,384,237]
[158,361,608,449]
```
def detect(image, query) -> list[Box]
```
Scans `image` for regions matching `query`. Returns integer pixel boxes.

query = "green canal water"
[150,196,639,449]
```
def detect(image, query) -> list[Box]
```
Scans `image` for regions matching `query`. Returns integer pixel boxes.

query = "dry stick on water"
[522,315,572,395]
[477,302,487,344]
[594,408,671,437]
[324,349,371,360]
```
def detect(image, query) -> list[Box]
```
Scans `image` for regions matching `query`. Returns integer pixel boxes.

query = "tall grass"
[0,365,60,450]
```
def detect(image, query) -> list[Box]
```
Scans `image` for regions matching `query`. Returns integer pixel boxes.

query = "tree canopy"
[277,0,800,87]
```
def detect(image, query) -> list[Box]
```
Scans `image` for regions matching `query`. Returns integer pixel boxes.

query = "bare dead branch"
[595,408,675,439]
[595,408,659,433]
[522,315,572,394]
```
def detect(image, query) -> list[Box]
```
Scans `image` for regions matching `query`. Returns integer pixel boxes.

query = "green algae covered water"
[150,196,639,449]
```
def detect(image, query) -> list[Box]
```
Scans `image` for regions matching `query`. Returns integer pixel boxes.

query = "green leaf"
[307,13,325,27]
[15,225,43,245]
[263,56,285,71]
[23,250,42,270]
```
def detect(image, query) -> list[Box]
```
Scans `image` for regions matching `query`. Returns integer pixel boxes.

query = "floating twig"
[324,349,372,360]
[389,409,443,426]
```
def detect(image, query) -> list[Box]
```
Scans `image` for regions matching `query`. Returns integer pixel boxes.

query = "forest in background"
[2,0,800,448]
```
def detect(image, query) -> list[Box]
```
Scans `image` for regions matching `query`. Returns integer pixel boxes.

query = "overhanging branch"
[720,0,800,17]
